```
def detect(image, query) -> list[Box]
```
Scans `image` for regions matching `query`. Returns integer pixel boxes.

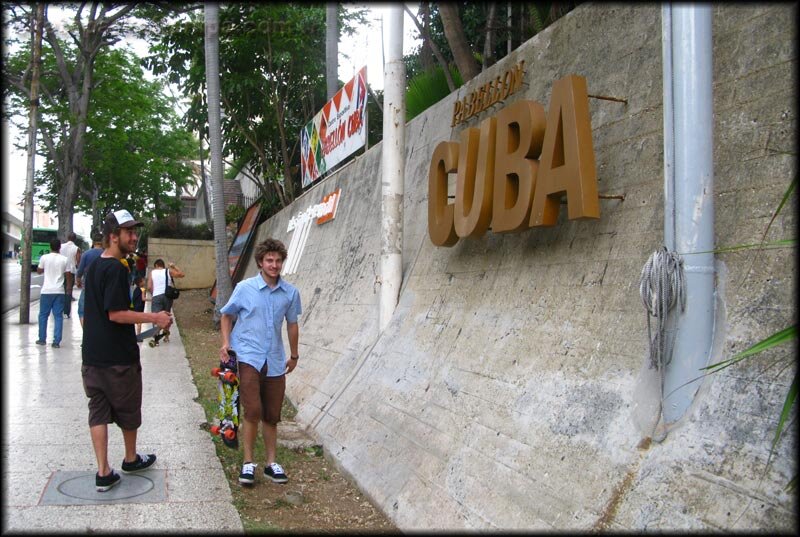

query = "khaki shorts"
[238,362,285,425]
[81,364,143,430]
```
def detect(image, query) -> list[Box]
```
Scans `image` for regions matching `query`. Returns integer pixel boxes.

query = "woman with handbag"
[147,259,185,342]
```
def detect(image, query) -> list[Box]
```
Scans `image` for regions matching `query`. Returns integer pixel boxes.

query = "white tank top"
[152,268,167,296]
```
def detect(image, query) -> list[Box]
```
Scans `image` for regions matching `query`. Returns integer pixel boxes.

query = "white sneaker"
[239,462,257,485]
[264,462,288,483]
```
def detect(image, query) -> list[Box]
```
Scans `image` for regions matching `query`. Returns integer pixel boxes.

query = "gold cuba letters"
[428,75,600,247]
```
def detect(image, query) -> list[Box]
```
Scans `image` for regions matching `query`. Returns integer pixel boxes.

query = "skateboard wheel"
[210,425,220,435]
[211,367,221,377]
[223,429,236,441]
[223,371,236,383]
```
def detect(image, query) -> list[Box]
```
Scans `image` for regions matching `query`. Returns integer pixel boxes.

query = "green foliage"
[703,325,797,490]
[3,39,197,226]
[144,5,367,203]
[149,219,214,240]
[404,3,580,80]
[225,204,246,225]
[406,65,463,121]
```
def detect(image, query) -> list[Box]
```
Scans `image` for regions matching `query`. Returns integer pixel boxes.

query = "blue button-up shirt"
[220,274,301,377]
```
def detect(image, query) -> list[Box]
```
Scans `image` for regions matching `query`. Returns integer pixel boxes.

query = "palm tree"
[205,3,233,324]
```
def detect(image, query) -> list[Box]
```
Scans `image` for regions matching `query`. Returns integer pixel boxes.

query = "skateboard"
[136,326,170,347]
[210,350,240,449]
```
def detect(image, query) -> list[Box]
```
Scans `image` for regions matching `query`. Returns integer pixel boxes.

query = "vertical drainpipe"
[379,6,405,331]
[661,3,716,424]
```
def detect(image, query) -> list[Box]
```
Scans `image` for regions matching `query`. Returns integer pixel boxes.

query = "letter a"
[530,75,599,227]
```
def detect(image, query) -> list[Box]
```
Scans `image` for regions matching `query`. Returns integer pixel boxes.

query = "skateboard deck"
[137,326,170,347]
[210,350,240,449]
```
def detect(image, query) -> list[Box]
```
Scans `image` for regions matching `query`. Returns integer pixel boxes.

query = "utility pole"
[20,3,45,325]
[379,6,405,331]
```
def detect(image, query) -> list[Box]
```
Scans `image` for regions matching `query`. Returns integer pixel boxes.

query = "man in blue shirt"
[220,238,301,486]
[76,232,104,327]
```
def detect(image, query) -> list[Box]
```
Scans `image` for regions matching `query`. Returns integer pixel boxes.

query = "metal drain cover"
[40,470,167,505]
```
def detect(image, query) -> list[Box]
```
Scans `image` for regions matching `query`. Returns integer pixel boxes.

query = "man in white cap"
[81,209,173,492]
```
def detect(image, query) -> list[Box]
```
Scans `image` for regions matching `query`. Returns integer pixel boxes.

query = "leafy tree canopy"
[144,4,367,207]
[4,40,197,233]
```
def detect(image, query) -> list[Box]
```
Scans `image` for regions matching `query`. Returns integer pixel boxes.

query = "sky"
[2,4,421,239]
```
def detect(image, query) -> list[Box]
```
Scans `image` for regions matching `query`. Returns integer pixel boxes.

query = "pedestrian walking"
[147,258,184,342]
[36,238,68,348]
[219,238,301,486]
[76,233,103,327]
[81,209,173,492]
[61,232,81,318]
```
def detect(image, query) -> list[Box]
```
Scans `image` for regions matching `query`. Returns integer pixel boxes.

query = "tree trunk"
[20,2,45,325]
[199,135,213,229]
[274,96,294,202]
[205,3,233,324]
[42,4,138,238]
[404,5,456,91]
[438,3,481,82]
[483,2,497,69]
[418,2,434,72]
[326,3,339,100]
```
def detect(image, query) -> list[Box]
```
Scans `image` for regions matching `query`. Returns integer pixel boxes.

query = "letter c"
[428,141,460,247]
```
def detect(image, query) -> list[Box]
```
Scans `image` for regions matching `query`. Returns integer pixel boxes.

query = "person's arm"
[108,309,172,329]
[147,271,153,298]
[285,322,299,373]
[219,313,235,363]
[168,262,185,279]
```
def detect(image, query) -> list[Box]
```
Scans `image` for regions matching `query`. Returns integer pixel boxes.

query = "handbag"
[165,269,180,300]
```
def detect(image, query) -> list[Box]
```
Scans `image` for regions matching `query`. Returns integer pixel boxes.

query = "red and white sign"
[300,67,367,187]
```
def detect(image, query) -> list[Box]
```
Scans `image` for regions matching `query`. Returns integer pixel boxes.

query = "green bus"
[19,227,59,270]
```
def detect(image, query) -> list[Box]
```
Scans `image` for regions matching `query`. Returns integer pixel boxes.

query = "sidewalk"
[1,292,243,533]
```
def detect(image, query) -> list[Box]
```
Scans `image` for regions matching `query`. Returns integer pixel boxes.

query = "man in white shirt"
[37,239,69,348]
[61,232,81,319]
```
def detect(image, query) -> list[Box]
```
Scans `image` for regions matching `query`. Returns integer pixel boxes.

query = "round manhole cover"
[57,474,155,501]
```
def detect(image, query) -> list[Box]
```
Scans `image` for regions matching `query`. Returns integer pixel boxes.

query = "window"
[181,198,198,219]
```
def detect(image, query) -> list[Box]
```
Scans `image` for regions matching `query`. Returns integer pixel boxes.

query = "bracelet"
[290,355,299,360]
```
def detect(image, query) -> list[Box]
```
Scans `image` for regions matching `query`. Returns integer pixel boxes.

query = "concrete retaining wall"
[147,238,216,289]
[241,4,796,530]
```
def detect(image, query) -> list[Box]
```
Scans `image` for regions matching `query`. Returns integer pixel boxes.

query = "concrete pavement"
[2,289,243,533]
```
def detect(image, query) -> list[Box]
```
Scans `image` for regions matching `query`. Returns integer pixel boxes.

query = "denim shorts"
[78,288,86,318]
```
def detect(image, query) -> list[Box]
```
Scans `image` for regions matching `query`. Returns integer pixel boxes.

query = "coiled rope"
[639,247,685,439]
[639,247,686,372]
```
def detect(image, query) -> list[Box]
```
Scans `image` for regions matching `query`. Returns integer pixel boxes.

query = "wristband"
[290,355,299,361]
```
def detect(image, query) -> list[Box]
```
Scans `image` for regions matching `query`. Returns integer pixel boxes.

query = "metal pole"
[662,5,676,252]
[379,5,405,331]
[662,3,716,424]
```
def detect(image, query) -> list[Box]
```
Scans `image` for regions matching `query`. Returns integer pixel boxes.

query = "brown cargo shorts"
[81,363,143,430]
[238,362,285,425]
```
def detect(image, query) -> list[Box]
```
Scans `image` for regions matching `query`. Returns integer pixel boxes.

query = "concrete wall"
[239,4,796,530]
[147,238,216,289]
